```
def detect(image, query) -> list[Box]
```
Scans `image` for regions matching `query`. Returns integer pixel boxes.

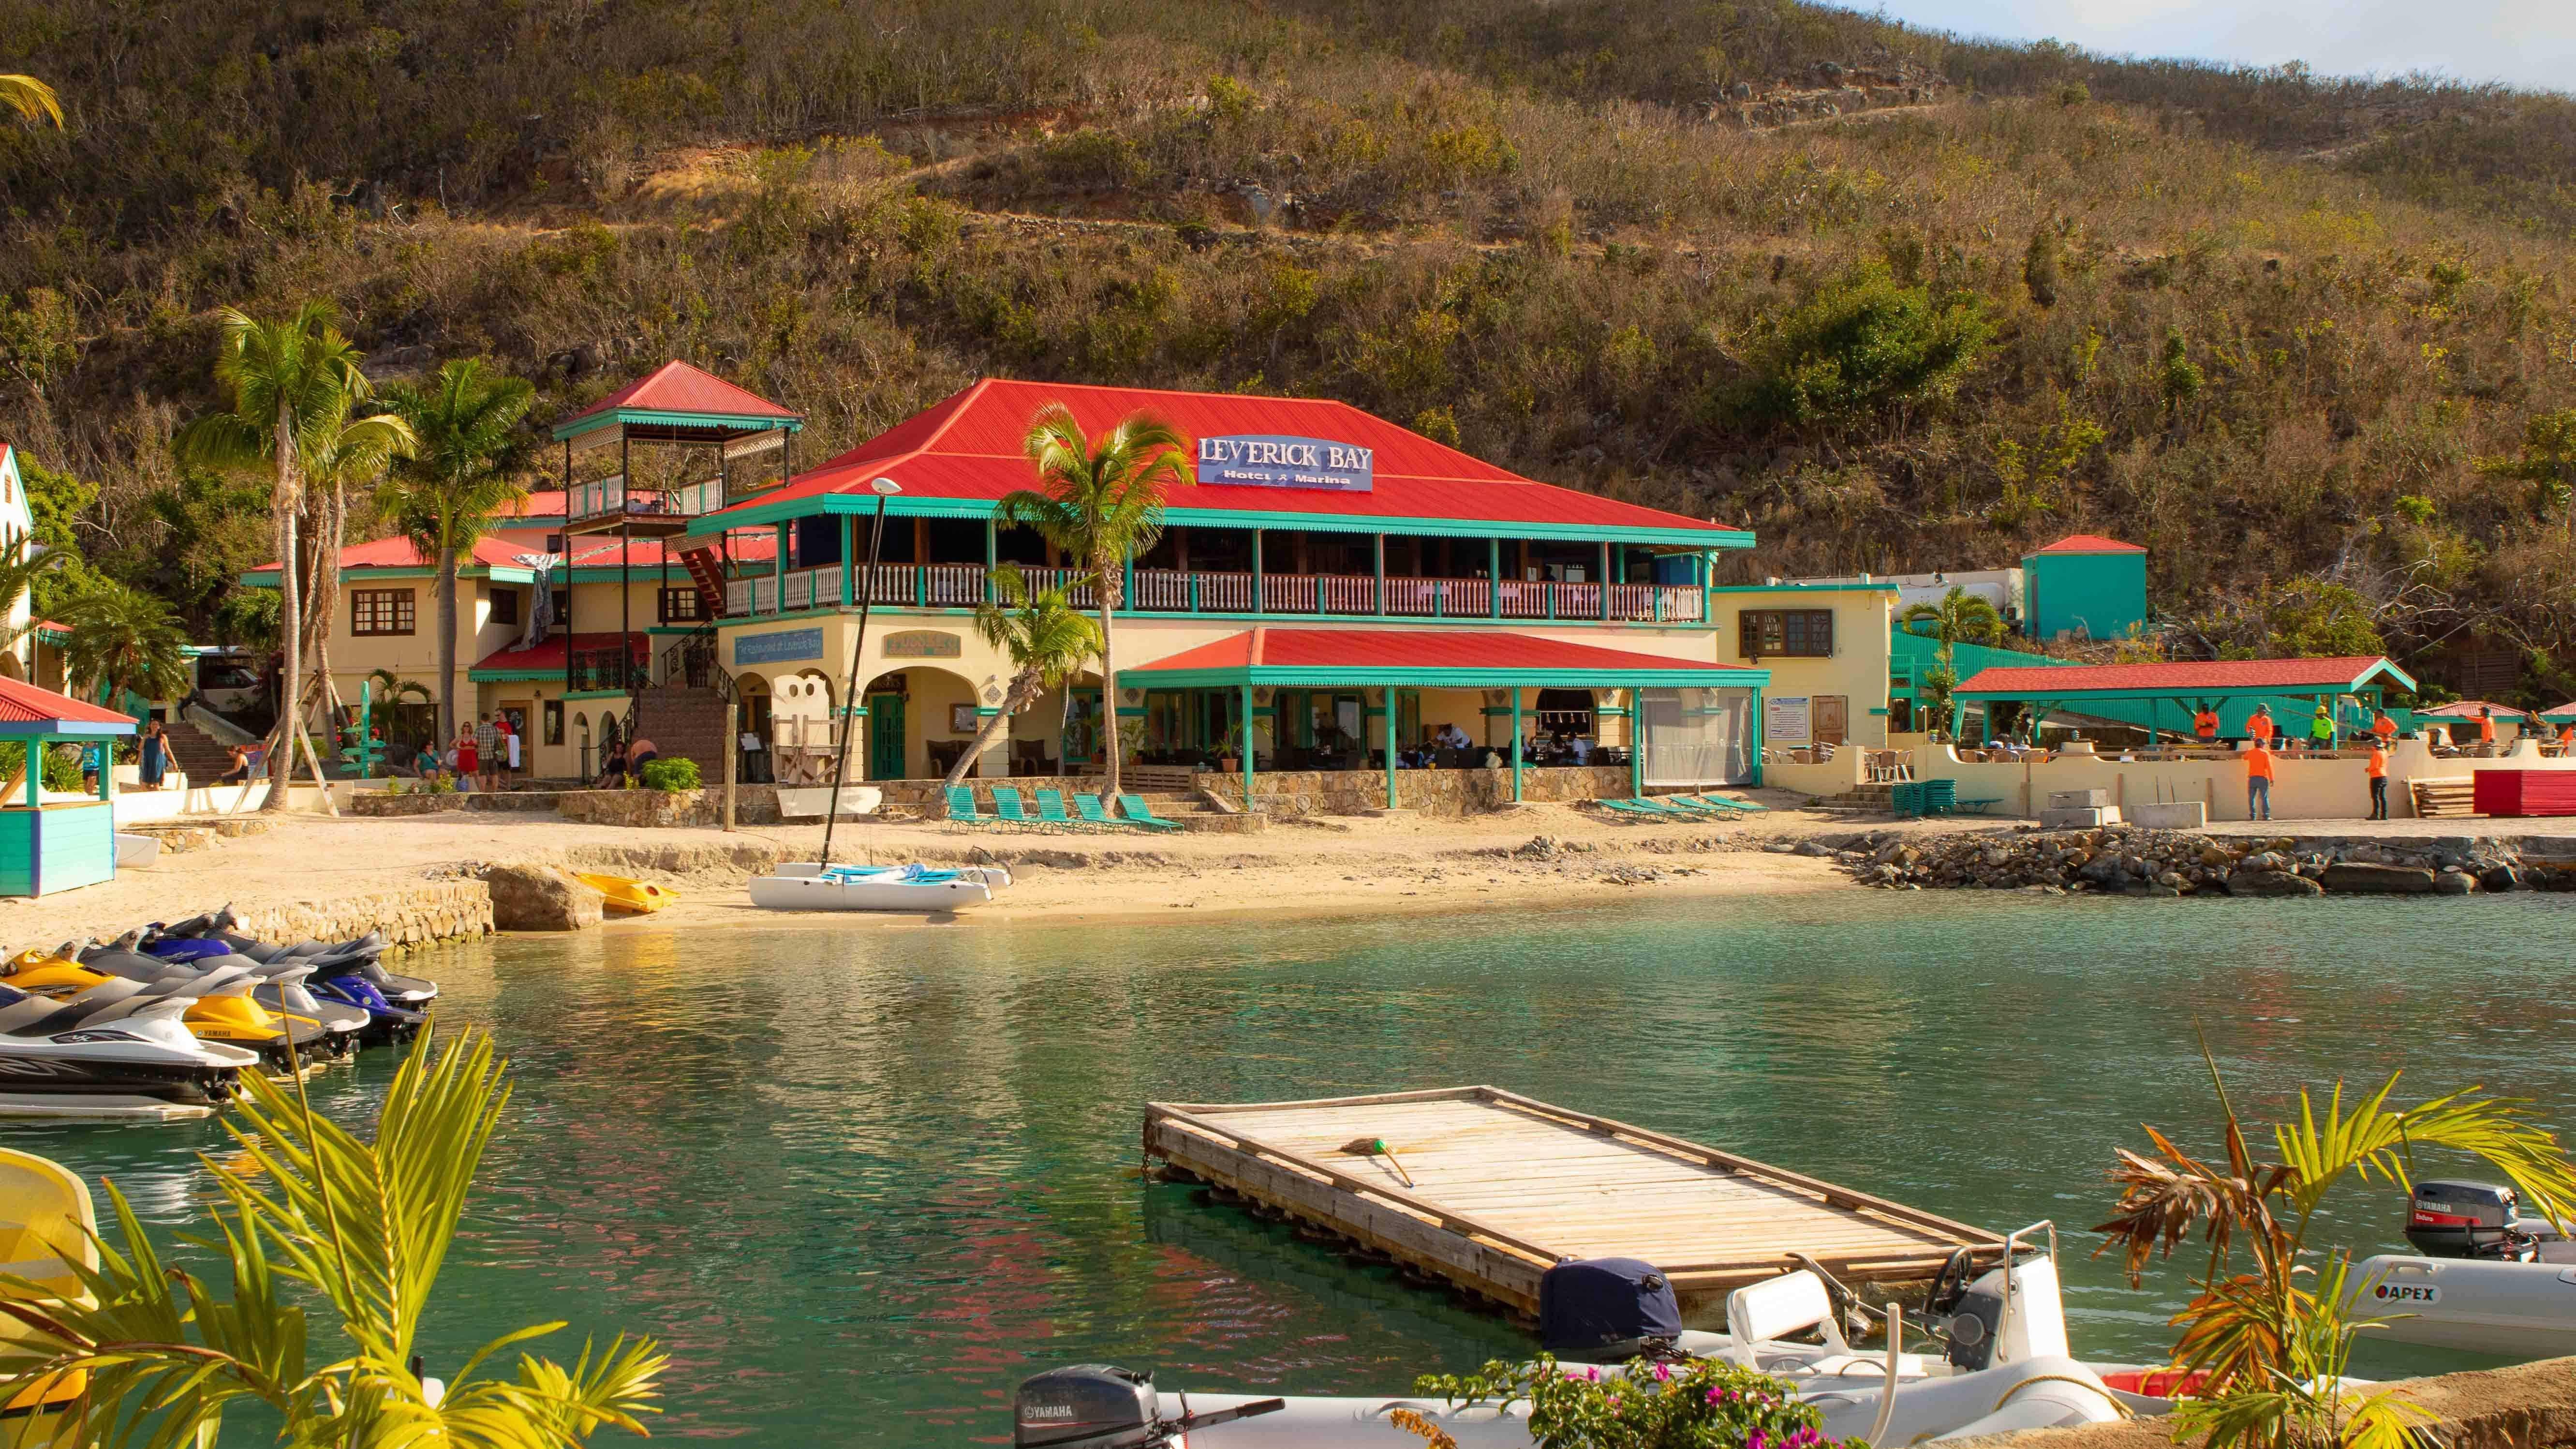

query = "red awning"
[471,631,648,674]
[1120,628,1766,687]
[0,675,138,730]
[1955,656,2410,697]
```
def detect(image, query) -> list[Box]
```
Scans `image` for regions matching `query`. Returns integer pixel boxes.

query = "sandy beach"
[15,793,1936,948]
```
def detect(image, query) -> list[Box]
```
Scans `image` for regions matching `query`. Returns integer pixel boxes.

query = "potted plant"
[1213,723,1245,773]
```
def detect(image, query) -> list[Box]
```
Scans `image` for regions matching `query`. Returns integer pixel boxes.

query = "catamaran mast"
[818,478,901,871]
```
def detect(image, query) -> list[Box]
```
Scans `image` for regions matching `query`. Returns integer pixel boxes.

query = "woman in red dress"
[454,729,479,784]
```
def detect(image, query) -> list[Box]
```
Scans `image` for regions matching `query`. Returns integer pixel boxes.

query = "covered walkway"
[1952,656,2417,747]
[1117,627,1768,807]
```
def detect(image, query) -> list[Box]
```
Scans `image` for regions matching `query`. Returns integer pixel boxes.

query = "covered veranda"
[1951,656,2419,751]
[1116,628,1768,807]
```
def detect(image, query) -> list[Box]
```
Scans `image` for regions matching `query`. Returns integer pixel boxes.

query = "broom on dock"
[1338,1136,1415,1188]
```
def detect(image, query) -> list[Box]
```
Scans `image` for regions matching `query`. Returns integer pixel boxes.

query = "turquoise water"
[13,889,2576,1443]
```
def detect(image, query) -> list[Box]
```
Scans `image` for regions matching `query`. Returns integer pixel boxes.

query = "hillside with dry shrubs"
[2,0,2574,697]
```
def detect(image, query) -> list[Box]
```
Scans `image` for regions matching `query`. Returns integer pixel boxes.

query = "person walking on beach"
[137,720,168,791]
[2249,704,2276,749]
[2245,738,2276,821]
[2366,737,2391,819]
[2307,704,2336,752]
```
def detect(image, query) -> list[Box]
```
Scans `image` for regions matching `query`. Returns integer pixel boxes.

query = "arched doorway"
[574,713,592,779]
[858,667,984,780]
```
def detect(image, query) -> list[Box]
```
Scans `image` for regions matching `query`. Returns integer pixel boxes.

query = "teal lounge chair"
[1115,793,1185,833]
[1681,793,1761,814]
[944,785,999,828]
[990,785,1046,829]
[1034,788,1090,831]
[1073,793,1141,831]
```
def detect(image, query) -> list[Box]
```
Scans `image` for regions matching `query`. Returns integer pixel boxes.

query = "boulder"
[2480,865,2520,893]
[2320,863,2436,895]
[2434,869,2480,896]
[2225,869,2325,898]
[485,864,605,931]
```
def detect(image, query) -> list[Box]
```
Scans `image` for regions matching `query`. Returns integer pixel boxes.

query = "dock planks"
[1143,1086,2003,1325]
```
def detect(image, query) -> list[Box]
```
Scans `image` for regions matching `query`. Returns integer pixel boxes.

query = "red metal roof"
[1956,656,2399,696]
[254,529,774,575]
[471,631,648,674]
[1130,627,1763,676]
[2415,699,2527,718]
[700,378,1745,538]
[555,361,801,431]
[2027,533,2145,555]
[0,674,137,728]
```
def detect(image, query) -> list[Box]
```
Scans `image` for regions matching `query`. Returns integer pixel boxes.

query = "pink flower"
[1652,1363,1672,1382]
[1706,1388,1723,1404]
[1749,1432,1769,1449]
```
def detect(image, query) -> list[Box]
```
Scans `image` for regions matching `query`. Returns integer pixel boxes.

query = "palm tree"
[998,405,1185,797]
[176,304,411,808]
[0,537,68,671]
[943,565,1102,785]
[383,359,537,742]
[0,75,61,127]
[2097,1044,2576,1448]
[0,1025,665,1448]
[1898,585,2003,737]
[58,580,189,712]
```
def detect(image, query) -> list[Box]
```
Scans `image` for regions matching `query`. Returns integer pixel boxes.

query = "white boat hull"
[773,861,1012,889]
[0,1093,222,1121]
[748,872,994,912]
[2352,1254,2576,1358]
[114,833,161,869]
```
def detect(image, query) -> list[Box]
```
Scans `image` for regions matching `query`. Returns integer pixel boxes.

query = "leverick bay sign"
[1195,434,1374,493]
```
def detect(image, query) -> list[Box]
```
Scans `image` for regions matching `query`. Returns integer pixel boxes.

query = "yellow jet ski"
[0,1147,96,1445]
[571,872,680,915]
[0,949,330,1073]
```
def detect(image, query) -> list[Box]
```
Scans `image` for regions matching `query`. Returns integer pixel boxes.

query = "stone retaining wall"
[224,881,493,953]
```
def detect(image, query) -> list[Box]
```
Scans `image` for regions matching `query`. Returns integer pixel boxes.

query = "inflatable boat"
[1014,1222,2146,1448]
[2347,1177,2576,1358]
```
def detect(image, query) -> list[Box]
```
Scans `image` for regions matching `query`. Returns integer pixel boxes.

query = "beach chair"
[1033,788,1091,832]
[1651,794,1732,817]
[1073,792,1143,831]
[1114,793,1186,833]
[1680,793,1759,814]
[1608,796,1712,822]
[944,785,1000,829]
[990,786,1051,830]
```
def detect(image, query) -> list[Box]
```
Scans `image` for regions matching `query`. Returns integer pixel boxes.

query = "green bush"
[639,757,701,793]
[0,743,93,794]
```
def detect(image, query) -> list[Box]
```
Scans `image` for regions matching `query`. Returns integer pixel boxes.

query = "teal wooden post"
[1599,542,1611,620]
[1240,682,1256,808]
[983,518,997,603]
[1750,692,1765,788]
[1700,551,1713,627]
[841,515,857,609]
[1629,690,1643,800]
[1509,687,1523,802]
[1252,529,1265,615]
[1382,687,1396,808]
[772,523,787,612]
[1374,534,1385,615]
[1488,538,1501,618]
[1123,551,1135,617]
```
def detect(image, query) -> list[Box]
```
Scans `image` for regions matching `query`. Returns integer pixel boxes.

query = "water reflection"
[9,891,2569,1442]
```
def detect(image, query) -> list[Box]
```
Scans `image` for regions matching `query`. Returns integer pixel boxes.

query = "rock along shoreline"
[1829,828,2576,897]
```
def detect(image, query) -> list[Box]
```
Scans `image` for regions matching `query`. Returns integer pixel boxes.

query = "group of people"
[412,713,521,792]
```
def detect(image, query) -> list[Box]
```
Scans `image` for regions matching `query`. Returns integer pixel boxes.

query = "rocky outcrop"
[483,864,605,931]
[1841,827,2571,898]
[227,881,494,952]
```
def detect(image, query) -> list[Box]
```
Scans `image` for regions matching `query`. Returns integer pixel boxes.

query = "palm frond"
[0,74,63,128]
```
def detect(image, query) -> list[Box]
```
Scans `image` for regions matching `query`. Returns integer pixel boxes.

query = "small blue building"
[2021,534,2147,642]
[0,675,138,896]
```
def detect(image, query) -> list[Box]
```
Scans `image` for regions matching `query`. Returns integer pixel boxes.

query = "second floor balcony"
[565,476,728,538]
[721,563,1708,625]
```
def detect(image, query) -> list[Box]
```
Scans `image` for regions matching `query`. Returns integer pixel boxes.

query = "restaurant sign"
[1195,434,1374,493]
[734,627,824,667]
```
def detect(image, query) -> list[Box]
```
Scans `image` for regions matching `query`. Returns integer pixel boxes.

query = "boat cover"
[1540,1257,1682,1353]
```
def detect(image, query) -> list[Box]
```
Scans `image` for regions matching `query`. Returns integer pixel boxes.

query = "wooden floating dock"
[1143,1086,2004,1327]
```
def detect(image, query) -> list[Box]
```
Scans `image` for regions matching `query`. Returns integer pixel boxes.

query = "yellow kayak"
[0,1148,94,1443]
[572,872,680,915]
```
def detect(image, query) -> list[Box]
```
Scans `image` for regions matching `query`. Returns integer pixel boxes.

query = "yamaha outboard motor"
[2405,1179,2564,1259]
[1540,1257,1683,1359]
[1014,1367,1279,1449]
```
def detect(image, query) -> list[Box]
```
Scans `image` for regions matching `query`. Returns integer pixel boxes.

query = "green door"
[867,694,906,780]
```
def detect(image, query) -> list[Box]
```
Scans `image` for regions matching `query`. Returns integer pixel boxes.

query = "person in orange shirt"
[2478,706,2496,745]
[2561,722,2574,747]
[2366,740,2390,819]
[2192,701,2220,745]
[2370,709,2397,747]
[2245,739,2276,821]
[2249,704,2276,746]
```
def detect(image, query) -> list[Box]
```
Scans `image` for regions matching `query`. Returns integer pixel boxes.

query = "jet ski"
[0,980,257,1119]
[134,925,424,1045]
[81,934,362,1062]
[0,946,332,1072]
[0,1147,100,1436]
[158,907,439,1008]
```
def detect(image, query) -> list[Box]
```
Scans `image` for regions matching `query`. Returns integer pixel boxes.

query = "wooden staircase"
[677,545,726,617]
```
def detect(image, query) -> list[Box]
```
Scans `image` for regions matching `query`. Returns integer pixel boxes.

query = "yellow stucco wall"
[1712,586,1895,751]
